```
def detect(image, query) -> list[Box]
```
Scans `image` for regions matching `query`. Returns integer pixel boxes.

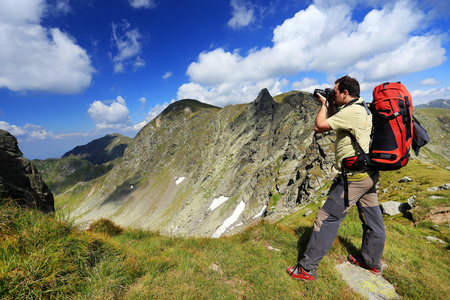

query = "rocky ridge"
[0,130,54,212]
[62,133,133,165]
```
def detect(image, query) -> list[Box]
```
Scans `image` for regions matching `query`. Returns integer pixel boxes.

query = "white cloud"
[291,77,319,91]
[178,78,289,107]
[111,20,145,73]
[228,0,256,29]
[0,0,94,94]
[55,0,72,15]
[419,78,441,86]
[0,121,55,141]
[163,71,173,79]
[145,101,174,121]
[411,87,450,105]
[129,0,157,9]
[87,96,133,130]
[181,0,446,107]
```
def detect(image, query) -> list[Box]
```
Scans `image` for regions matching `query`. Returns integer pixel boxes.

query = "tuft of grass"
[88,218,124,236]
[0,202,144,299]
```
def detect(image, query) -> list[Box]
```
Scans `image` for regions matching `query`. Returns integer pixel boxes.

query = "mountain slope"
[413,108,450,165]
[66,91,337,237]
[34,133,132,197]
[416,99,450,109]
[62,133,132,165]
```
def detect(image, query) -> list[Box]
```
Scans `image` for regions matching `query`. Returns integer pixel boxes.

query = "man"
[286,75,385,281]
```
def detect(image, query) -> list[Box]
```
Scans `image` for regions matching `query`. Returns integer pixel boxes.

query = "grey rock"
[336,262,400,299]
[407,195,416,208]
[380,201,410,216]
[399,176,412,183]
[0,130,54,212]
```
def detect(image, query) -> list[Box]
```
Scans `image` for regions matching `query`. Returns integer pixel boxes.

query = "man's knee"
[313,209,329,232]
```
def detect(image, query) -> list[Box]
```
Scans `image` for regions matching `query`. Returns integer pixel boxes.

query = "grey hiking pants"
[299,171,385,271]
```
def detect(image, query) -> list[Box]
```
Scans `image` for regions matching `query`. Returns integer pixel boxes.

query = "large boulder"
[0,130,54,212]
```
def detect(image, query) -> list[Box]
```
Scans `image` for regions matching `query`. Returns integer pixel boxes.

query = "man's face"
[334,83,346,106]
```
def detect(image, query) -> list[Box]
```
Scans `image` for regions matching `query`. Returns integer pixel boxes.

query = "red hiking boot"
[286,264,317,281]
[348,254,381,275]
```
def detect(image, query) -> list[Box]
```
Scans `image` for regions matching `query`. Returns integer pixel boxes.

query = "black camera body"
[314,88,335,103]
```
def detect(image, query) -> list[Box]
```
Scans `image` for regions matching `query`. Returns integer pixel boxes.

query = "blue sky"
[1,0,449,159]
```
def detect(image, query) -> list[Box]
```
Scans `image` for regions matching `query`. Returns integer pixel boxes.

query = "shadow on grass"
[294,226,312,262]
[294,226,364,262]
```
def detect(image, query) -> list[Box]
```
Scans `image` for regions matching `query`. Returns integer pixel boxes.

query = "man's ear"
[342,89,349,98]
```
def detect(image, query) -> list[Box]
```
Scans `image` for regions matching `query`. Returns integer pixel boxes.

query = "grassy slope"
[1,161,449,299]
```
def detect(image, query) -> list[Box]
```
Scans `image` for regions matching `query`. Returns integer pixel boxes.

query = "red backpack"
[343,82,414,172]
[370,82,413,170]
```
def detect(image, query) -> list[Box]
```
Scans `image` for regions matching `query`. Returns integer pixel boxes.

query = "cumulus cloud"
[178,78,289,107]
[181,0,446,106]
[411,87,450,105]
[88,96,133,130]
[0,121,55,141]
[129,0,157,9]
[228,0,256,29]
[111,20,145,73]
[0,0,94,94]
[291,77,320,92]
[145,101,175,121]
[419,78,441,86]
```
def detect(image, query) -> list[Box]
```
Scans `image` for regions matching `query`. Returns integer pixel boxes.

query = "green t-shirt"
[326,98,372,179]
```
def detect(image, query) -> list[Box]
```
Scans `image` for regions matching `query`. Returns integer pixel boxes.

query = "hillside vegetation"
[413,108,450,166]
[1,159,448,299]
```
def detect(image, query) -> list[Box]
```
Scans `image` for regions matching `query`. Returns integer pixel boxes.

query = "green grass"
[1,159,449,299]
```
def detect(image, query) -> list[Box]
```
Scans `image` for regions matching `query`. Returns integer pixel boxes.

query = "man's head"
[334,75,360,106]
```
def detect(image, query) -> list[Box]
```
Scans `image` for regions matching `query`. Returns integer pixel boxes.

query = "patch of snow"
[172,225,179,233]
[252,205,267,219]
[212,201,245,238]
[175,177,185,185]
[209,196,229,211]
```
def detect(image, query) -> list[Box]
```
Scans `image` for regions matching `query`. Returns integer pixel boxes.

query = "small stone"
[425,236,445,244]
[303,209,314,217]
[407,195,416,208]
[399,176,412,183]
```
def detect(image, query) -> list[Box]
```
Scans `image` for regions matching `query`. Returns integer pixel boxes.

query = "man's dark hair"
[335,75,360,97]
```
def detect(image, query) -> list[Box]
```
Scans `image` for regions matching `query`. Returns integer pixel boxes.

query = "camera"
[314,88,335,103]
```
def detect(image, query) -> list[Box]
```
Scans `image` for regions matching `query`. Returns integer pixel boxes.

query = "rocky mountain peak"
[253,88,275,111]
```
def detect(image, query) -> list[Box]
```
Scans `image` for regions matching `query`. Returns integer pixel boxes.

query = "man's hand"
[314,93,332,133]
[315,92,327,106]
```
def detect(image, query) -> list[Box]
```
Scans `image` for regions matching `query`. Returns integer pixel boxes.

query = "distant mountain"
[416,99,450,109]
[62,133,133,165]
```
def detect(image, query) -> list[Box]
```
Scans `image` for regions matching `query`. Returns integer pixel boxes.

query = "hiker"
[287,75,385,281]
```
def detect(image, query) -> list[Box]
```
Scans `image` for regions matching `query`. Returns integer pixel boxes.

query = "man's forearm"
[314,103,332,133]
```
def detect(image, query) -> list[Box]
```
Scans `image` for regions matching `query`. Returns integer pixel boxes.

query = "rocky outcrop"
[0,130,54,212]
